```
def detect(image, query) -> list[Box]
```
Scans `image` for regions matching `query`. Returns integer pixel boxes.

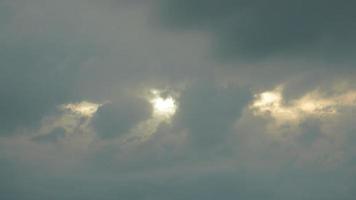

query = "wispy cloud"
[251,85,356,124]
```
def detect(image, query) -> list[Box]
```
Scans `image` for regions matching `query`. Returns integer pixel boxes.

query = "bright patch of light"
[118,89,178,146]
[251,87,299,122]
[152,97,176,115]
[150,89,177,118]
[250,86,356,124]
[61,101,102,117]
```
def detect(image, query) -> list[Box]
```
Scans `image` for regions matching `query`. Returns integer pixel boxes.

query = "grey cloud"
[1,154,355,200]
[297,120,323,147]
[158,0,356,63]
[92,97,152,139]
[0,0,155,135]
[1,0,356,199]
[32,127,66,144]
[174,81,250,151]
[0,40,92,135]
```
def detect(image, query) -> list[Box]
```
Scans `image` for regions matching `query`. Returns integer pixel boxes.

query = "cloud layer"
[1,0,356,199]
[159,0,356,63]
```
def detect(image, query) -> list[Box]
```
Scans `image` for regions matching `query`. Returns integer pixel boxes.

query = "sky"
[1,0,356,199]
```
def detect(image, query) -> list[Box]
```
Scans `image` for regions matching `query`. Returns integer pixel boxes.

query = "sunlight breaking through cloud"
[250,86,356,124]
[149,89,177,119]
[118,89,179,146]
[61,101,103,117]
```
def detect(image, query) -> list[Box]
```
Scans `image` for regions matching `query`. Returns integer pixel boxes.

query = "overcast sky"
[1,0,356,199]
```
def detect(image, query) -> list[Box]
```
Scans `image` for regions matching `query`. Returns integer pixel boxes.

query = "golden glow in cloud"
[61,101,103,117]
[250,86,356,124]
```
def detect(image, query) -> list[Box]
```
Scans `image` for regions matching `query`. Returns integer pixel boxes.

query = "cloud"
[173,81,251,151]
[92,97,152,139]
[32,127,66,144]
[0,1,98,135]
[250,85,356,124]
[0,42,90,135]
[158,0,356,63]
[1,0,356,199]
[61,101,103,118]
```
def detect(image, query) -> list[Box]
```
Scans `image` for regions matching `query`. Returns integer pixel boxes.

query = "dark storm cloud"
[92,97,152,139]
[158,0,356,62]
